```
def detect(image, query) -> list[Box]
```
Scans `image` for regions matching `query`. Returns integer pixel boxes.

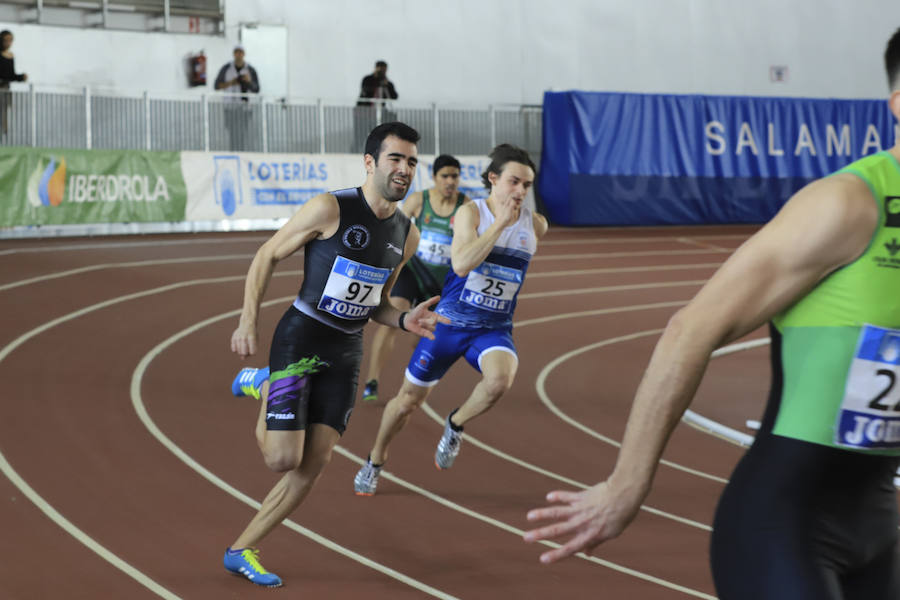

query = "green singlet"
[770,151,900,455]
[407,189,467,291]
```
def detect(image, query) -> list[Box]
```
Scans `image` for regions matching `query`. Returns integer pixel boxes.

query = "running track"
[0,225,880,599]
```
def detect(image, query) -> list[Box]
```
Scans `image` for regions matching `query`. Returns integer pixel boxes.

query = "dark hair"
[886,28,900,90]
[0,30,11,40]
[480,144,536,190]
[375,60,387,68]
[364,121,420,162]
[432,154,461,175]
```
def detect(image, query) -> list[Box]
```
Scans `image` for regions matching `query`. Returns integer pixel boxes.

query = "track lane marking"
[132,303,715,599]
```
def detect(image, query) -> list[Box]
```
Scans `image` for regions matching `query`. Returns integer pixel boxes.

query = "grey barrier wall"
[0,86,542,162]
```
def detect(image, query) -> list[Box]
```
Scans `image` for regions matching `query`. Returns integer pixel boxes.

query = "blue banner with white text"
[539,91,897,225]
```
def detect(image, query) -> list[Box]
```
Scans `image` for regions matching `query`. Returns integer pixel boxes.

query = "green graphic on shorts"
[270,355,330,383]
[888,197,900,214]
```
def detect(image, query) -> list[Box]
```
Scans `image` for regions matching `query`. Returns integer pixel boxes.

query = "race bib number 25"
[835,324,900,449]
[460,262,523,314]
[318,256,391,320]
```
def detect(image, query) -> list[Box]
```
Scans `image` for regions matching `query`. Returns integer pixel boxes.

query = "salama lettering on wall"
[705,121,900,157]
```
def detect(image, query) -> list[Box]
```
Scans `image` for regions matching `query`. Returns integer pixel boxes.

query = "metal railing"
[0,85,543,160]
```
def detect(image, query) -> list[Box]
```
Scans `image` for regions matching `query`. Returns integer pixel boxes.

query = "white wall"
[3,0,900,103]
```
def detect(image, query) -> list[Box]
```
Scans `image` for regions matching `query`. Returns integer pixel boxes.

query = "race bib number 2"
[460,262,522,314]
[318,256,391,320]
[835,324,900,449]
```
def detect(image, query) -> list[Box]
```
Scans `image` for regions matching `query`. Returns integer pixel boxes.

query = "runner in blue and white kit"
[354,144,549,495]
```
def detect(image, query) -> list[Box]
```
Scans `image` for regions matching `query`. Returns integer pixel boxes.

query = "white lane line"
[540,234,747,246]
[131,303,459,600]
[336,449,716,600]
[1,252,717,487]
[128,301,714,599]
[0,280,455,599]
[527,263,722,278]
[519,280,706,300]
[533,328,730,485]
[417,402,710,532]
[681,339,771,447]
[0,231,748,255]
[1,253,711,293]
[0,300,198,599]
[533,249,727,261]
[0,236,266,256]
[3,270,717,596]
[0,452,181,599]
[409,301,722,528]
[675,237,732,252]
[0,255,255,292]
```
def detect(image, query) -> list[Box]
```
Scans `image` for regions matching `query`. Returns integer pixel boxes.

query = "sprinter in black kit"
[221,122,448,588]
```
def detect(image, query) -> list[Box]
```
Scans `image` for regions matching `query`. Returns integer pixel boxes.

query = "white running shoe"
[354,459,383,496]
[434,414,463,470]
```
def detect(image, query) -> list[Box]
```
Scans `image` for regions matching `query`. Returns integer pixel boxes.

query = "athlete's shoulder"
[402,190,424,218]
[308,191,341,212]
[457,199,481,222]
[532,211,549,239]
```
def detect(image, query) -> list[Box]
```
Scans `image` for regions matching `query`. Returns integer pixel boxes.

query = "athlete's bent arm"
[230,193,339,358]
[523,173,879,563]
[449,199,514,276]
[371,224,448,339]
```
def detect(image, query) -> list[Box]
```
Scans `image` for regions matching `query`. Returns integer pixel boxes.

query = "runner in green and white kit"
[361,155,469,403]
[772,151,900,454]
[525,27,900,600]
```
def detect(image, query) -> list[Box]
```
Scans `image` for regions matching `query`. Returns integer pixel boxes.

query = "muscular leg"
[254,379,306,472]
[369,378,432,465]
[363,296,412,384]
[232,423,340,549]
[842,538,900,600]
[450,349,518,427]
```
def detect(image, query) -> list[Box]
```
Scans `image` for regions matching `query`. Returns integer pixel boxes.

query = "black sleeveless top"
[293,187,411,333]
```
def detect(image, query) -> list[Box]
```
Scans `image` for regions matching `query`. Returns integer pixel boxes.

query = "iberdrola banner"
[0,147,495,234]
[0,147,186,228]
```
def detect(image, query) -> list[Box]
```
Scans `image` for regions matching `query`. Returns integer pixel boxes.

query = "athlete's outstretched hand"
[522,480,643,564]
[230,323,258,359]
[404,295,451,340]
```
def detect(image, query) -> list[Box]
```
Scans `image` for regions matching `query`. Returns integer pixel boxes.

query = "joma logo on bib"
[320,298,372,318]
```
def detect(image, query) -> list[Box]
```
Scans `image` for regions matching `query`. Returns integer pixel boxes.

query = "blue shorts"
[405,322,517,387]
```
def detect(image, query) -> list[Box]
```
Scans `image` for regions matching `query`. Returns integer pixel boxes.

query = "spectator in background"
[214,44,260,151]
[353,60,398,152]
[0,29,27,139]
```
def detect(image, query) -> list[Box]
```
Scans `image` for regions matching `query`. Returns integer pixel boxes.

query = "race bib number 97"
[835,324,900,449]
[460,262,522,314]
[318,256,391,320]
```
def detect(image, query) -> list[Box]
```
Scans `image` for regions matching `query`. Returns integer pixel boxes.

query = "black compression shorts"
[266,306,363,435]
[389,265,432,305]
[711,432,900,600]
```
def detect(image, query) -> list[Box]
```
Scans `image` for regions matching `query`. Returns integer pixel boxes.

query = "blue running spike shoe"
[362,379,378,403]
[231,366,270,399]
[223,547,282,587]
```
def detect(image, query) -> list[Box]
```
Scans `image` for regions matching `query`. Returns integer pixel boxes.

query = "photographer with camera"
[214,44,260,151]
[353,60,398,152]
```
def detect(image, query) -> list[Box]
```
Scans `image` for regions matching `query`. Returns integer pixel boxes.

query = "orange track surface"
[0,225,796,599]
